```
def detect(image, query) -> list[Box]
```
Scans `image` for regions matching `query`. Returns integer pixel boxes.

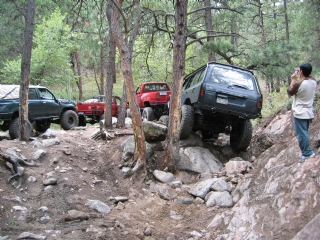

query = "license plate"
[160,91,167,96]
[217,97,228,105]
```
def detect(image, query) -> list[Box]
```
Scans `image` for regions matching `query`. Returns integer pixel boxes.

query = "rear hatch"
[201,64,262,119]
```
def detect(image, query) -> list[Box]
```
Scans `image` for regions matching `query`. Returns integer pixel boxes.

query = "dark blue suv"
[180,62,263,151]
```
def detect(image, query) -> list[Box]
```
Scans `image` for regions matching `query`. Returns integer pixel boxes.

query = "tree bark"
[108,0,146,173]
[116,82,127,128]
[74,50,83,100]
[104,0,117,129]
[204,0,215,62]
[19,0,35,141]
[100,45,105,95]
[163,0,188,171]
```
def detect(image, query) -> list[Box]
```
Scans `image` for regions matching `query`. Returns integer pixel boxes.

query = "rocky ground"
[1,108,320,240]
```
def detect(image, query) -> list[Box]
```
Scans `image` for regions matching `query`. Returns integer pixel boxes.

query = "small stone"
[144,227,152,236]
[43,178,57,186]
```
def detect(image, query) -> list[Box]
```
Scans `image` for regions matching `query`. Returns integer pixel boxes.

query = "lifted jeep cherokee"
[180,62,263,151]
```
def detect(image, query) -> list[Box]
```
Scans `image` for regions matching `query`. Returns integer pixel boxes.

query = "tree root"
[0,149,39,188]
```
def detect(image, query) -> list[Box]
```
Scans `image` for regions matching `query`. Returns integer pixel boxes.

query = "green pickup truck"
[0,85,78,139]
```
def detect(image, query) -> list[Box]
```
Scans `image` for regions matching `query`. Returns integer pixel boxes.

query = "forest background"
[0,0,319,116]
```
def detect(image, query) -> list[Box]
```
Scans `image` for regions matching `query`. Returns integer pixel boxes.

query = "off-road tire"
[180,105,194,139]
[230,119,252,151]
[60,110,79,130]
[33,119,51,132]
[142,107,155,121]
[9,118,31,140]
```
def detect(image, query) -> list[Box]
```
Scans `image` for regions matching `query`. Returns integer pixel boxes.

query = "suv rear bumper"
[196,102,261,119]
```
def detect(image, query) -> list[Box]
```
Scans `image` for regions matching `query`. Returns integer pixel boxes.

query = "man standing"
[287,63,317,163]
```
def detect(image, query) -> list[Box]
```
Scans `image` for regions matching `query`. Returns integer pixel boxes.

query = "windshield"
[208,65,255,90]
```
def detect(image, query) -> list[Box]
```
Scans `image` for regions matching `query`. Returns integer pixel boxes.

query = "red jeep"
[76,95,121,126]
[135,82,171,121]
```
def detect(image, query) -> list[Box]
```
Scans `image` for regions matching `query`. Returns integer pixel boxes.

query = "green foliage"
[1,9,80,87]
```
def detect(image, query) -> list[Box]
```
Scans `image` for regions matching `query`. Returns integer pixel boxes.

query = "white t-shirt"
[292,79,317,119]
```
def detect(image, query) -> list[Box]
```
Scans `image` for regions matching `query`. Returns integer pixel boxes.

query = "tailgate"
[202,84,261,119]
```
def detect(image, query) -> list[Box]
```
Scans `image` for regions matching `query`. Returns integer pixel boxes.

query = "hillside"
[0,106,320,240]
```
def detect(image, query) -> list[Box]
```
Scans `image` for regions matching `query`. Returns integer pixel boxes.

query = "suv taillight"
[200,88,205,97]
[257,101,262,109]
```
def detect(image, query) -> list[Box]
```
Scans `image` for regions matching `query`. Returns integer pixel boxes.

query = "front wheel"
[142,107,155,121]
[9,118,31,140]
[180,105,194,139]
[230,119,252,151]
[60,110,79,130]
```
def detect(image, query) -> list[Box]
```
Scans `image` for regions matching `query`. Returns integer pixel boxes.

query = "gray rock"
[143,121,167,142]
[41,138,60,147]
[120,136,154,161]
[225,160,253,176]
[122,167,133,177]
[2,196,22,204]
[33,149,46,160]
[170,180,182,189]
[158,115,169,126]
[43,178,57,186]
[178,147,223,174]
[153,170,174,183]
[211,178,232,192]
[17,232,46,240]
[114,196,129,203]
[85,199,112,214]
[179,133,204,148]
[188,178,218,199]
[177,197,194,204]
[39,215,51,223]
[158,185,178,200]
[65,209,90,221]
[292,213,320,240]
[28,176,37,183]
[206,191,233,207]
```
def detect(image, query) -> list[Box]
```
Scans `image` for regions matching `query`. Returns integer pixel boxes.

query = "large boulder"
[120,136,154,161]
[178,147,223,174]
[143,121,167,142]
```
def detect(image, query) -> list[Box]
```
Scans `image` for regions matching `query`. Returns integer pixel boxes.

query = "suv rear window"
[143,84,168,92]
[208,65,255,90]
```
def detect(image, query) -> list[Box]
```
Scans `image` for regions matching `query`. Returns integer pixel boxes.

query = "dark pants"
[294,117,314,157]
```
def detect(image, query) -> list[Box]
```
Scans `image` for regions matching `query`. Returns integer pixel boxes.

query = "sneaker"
[299,153,316,163]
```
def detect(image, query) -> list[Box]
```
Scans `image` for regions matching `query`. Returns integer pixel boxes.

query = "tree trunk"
[104,0,117,129]
[19,0,35,141]
[100,45,105,95]
[204,0,215,62]
[255,0,266,47]
[116,82,127,128]
[74,50,83,100]
[108,0,146,173]
[163,0,188,171]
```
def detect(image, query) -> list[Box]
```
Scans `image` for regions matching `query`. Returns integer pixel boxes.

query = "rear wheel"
[180,105,194,139]
[33,119,51,132]
[9,118,31,140]
[230,119,252,151]
[142,107,155,121]
[60,110,79,130]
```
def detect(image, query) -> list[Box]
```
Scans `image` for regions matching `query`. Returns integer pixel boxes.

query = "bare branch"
[187,6,242,16]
